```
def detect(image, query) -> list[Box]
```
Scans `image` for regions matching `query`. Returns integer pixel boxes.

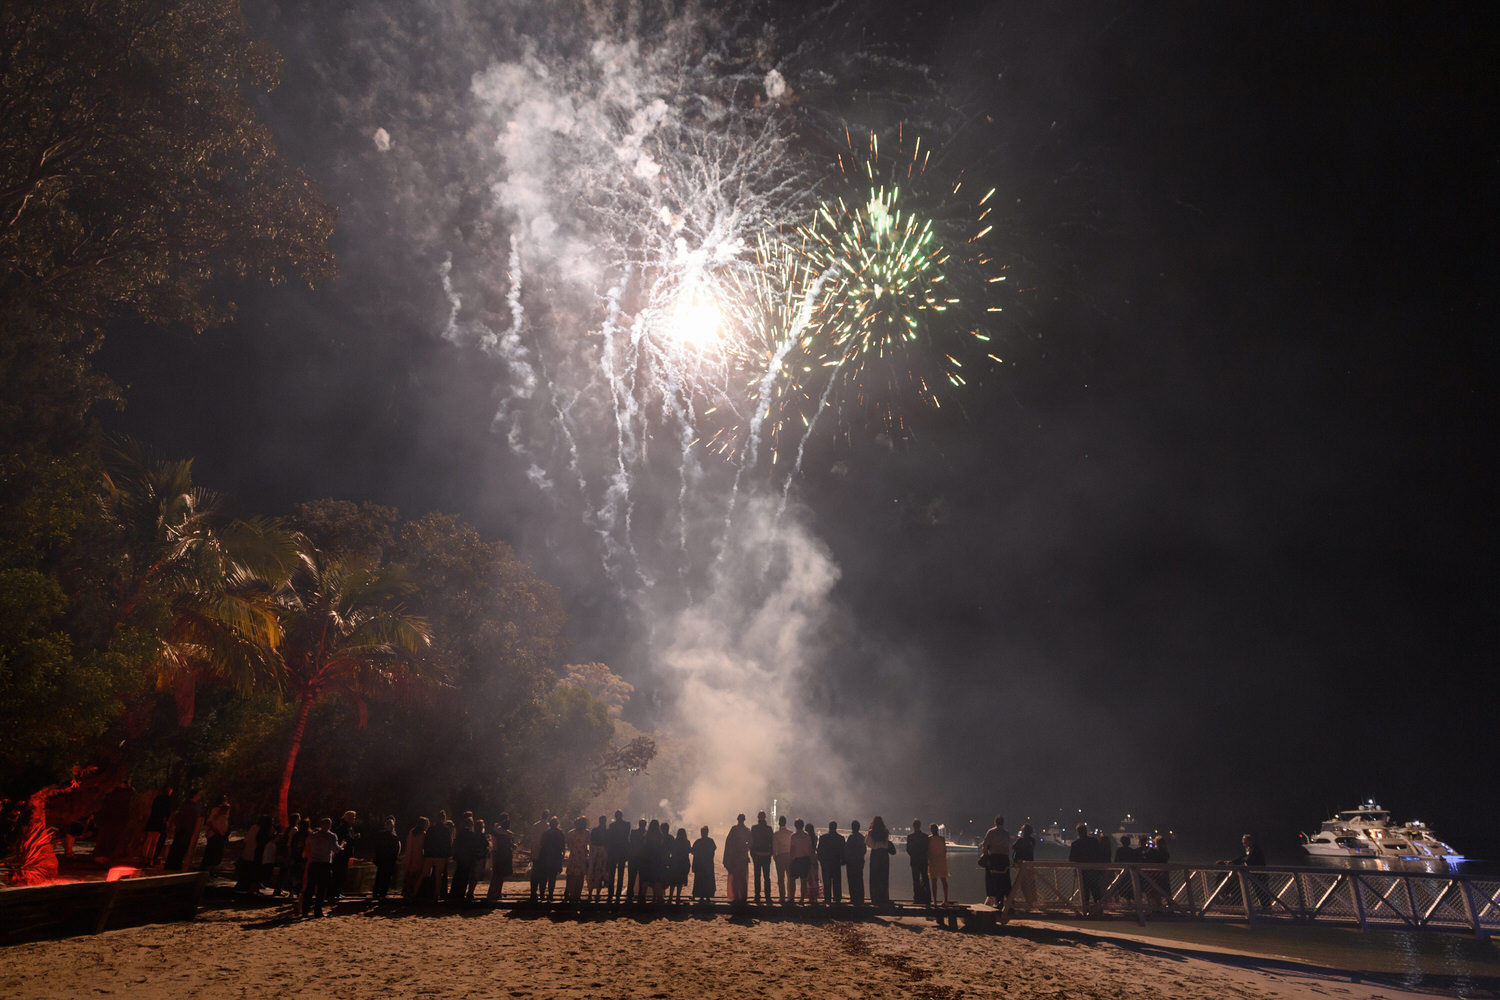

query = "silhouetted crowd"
[125,791,1045,917]
[110,790,1205,920]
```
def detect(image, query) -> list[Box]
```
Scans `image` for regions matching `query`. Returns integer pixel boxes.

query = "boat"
[1301,799,1464,865]
[1038,823,1070,848]
[1112,813,1171,849]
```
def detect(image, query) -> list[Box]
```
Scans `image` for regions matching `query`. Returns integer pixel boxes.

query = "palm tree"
[100,439,298,725]
[271,548,433,826]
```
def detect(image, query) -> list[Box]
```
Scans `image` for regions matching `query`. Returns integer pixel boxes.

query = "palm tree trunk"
[276,695,315,828]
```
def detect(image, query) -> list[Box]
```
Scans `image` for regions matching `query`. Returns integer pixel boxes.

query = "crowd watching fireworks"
[60,794,1186,922]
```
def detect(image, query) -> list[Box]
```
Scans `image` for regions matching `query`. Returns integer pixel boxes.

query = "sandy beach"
[4,899,1486,1000]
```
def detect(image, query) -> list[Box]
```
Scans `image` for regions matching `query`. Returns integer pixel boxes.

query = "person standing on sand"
[163,789,202,872]
[452,814,487,902]
[691,826,717,900]
[772,814,793,903]
[805,826,822,903]
[536,816,566,902]
[659,823,678,902]
[750,811,775,904]
[844,819,867,905]
[235,813,270,892]
[272,813,301,897]
[475,819,491,890]
[301,817,342,918]
[564,816,591,901]
[906,819,930,905]
[640,819,664,902]
[980,815,1012,907]
[606,810,631,901]
[723,813,751,904]
[331,810,359,900]
[258,816,279,889]
[1006,823,1036,915]
[421,811,453,901]
[866,816,897,908]
[816,821,845,903]
[788,818,813,902]
[528,809,551,900]
[587,815,610,901]
[201,794,230,872]
[669,827,691,901]
[487,814,514,901]
[371,816,401,900]
[927,823,951,905]
[627,818,647,901]
[287,816,312,896]
[402,817,429,899]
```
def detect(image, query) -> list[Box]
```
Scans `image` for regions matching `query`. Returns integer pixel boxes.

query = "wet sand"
[3,898,1485,1000]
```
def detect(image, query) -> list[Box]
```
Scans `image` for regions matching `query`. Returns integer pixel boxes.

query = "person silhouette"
[817,821,846,904]
[906,819,930,905]
[844,819,867,905]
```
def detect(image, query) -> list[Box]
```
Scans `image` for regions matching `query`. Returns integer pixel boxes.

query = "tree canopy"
[1,0,334,804]
[1,0,336,331]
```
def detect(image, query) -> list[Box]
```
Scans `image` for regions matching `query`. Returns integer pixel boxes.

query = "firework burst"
[790,127,1006,436]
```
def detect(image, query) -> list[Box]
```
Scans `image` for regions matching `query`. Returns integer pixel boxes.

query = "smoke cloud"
[657,498,849,825]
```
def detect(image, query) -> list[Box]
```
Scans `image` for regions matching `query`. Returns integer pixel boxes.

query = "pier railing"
[1006,862,1499,937]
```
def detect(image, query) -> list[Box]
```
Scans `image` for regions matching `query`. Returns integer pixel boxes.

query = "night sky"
[98,2,1495,860]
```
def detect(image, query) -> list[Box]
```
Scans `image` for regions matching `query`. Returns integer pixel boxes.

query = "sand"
[0,903,1472,1000]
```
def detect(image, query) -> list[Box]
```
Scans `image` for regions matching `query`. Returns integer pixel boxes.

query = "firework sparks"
[742,127,1009,456]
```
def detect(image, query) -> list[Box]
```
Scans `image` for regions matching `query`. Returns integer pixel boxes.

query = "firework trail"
[455,4,816,589]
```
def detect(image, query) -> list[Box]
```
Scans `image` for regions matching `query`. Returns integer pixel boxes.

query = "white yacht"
[1301,799,1464,864]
